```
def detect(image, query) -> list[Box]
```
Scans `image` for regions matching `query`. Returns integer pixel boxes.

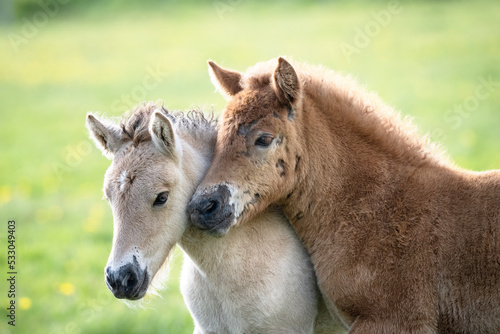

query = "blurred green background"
[1,0,499,333]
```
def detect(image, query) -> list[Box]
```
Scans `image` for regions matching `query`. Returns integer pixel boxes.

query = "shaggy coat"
[188,58,500,333]
[86,103,341,334]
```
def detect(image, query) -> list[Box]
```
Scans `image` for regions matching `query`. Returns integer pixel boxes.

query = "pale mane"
[120,101,217,148]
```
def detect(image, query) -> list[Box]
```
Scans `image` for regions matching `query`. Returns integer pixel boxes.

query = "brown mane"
[243,59,450,168]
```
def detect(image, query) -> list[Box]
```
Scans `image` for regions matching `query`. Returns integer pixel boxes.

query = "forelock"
[120,101,216,147]
[120,102,159,145]
[241,58,277,88]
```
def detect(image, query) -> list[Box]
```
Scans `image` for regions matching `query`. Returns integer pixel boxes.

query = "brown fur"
[193,58,500,333]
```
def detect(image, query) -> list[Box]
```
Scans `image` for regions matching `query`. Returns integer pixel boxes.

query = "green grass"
[1,1,499,333]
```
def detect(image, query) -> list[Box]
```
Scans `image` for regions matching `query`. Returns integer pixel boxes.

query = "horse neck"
[175,128,223,269]
[284,81,447,234]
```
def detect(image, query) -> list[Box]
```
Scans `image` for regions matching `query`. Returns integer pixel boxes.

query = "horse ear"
[208,60,243,100]
[273,57,300,107]
[149,110,182,160]
[86,113,122,159]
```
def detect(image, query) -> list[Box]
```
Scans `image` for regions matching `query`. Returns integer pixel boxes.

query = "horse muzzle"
[188,184,235,235]
[105,256,149,300]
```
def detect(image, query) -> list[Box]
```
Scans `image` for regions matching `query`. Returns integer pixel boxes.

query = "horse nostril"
[203,200,219,215]
[123,272,138,292]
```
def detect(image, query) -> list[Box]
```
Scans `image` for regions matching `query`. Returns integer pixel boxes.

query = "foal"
[86,103,340,334]
[188,58,500,333]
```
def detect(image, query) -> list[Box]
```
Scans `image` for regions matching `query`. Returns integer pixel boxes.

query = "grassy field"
[1,1,499,333]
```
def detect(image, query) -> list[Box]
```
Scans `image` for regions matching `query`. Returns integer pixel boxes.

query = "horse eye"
[254,134,274,147]
[153,191,169,207]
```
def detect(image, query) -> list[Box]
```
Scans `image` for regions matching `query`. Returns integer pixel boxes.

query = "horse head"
[189,58,306,235]
[87,106,189,300]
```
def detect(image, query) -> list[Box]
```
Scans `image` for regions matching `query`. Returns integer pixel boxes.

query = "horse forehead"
[107,146,163,189]
[118,169,136,193]
[225,88,279,122]
[120,143,162,166]
[220,92,280,137]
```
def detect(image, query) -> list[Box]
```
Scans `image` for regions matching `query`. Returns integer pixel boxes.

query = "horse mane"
[243,59,451,168]
[120,101,217,146]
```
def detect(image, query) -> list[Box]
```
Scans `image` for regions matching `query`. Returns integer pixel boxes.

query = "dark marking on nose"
[254,193,260,199]
[295,155,301,171]
[287,106,295,120]
[294,211,304,221]
[276,159,286,178]
[237,150,251,157]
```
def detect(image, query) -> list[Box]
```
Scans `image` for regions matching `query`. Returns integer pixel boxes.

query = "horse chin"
[209,200,260,236]
[203,213,235,237]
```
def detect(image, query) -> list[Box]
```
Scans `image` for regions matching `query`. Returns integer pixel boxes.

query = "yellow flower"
[59,283,75,296]
[19,297,32,310]
[0,186,11,204]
